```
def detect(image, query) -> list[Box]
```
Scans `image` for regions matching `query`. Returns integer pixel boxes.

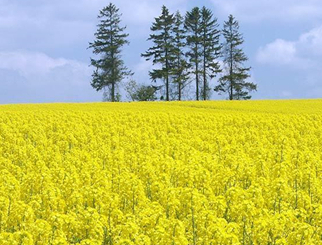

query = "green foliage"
[134,85,158,101]
[89,3,132,102]
[125,80,159,101]
[214,15,257,100]
[185,7,203,101]
[200,7,222,100]
[141,6,176,101]
[172,11,190,101]
[185,7,222,101]
[89,3,257,102]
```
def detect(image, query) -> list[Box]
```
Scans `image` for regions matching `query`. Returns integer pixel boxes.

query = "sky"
[1,0,322,103]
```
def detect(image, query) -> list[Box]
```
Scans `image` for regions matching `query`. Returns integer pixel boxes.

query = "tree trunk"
[166,75,169,101]
[178,81,182,101]
[196,68,199,101]
[165,47,169,101]
[203,30,207,101]
[196,57,199,101]
[230,82,233,100]
[111,82,115,102]
[195,40,199,101]
[177,55,182,101]
[229,43,233,100]
[203,53,206,101]
[110,24,115,102]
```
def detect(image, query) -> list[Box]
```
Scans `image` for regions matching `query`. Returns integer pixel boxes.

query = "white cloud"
[256,26,322,69]
[0,51,84,77]
[255,26,322,98]
[256,39,297,65]
[0,0,188,28]
[0,51,101,103]
[210,0,322,22]
[298,26,322,56]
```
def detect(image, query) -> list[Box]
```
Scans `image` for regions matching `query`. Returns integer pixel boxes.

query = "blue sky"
[0,0,322,103]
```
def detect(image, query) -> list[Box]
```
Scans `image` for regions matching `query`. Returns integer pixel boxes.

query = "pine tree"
[172,11,190,101]
[141,6,175,101]
[185,7,202,101]
[200,7,221,100]
[214,15,257,100]
[89,3,132,102]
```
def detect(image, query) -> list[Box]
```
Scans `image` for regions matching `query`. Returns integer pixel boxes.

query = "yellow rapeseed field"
[0,100,322,245]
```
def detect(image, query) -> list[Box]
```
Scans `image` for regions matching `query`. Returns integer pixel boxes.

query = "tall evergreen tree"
[172,11,189,101]
[214,15,256,100]
[185,7,202,101]
[200,7,221,100]
[89,3,132,102]
[141,6,175,101]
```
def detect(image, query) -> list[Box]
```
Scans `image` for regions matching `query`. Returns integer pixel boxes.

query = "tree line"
[89,3,257,102]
